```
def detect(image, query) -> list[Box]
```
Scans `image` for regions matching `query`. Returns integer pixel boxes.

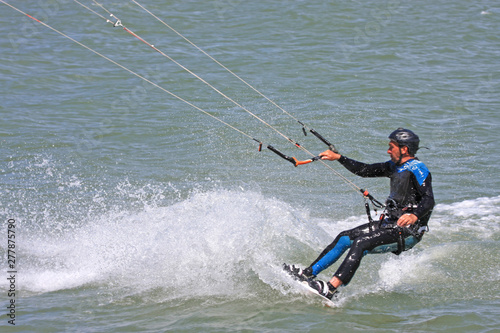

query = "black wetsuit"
[309,156,435,285]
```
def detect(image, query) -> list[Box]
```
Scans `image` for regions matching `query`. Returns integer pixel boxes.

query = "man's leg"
[308,227,401,298]
[333,227,400,285]
[309,223,373,276]
[284,224,372,282]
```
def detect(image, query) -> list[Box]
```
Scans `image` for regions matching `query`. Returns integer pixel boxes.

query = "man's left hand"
[397,213,418,227]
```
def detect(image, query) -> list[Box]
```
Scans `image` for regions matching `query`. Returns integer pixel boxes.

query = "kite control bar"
[267,127,339,167]
[309,129,338,153]
[267,145,322,167]
[267,145,300,167]
[298,121,338,153]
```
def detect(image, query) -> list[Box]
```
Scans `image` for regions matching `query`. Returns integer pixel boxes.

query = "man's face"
[387,141,401,163]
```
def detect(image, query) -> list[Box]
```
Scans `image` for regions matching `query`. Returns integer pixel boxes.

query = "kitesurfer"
[284,128,435,299]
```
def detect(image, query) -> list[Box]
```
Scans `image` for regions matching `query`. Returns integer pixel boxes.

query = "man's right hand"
[319,150,341,161]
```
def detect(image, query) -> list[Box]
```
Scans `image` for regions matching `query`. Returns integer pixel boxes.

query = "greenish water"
[1,0,499,332]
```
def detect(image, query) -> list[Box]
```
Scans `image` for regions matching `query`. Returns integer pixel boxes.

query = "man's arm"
[412,173,435,220]
[397,173,435,227]
[319,150,392,178]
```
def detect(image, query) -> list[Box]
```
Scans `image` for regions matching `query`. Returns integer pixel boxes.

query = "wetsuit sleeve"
[338,155,393,178]
[412,173,435,221]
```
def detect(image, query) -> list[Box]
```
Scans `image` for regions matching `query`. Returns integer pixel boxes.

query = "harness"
[364,197,429,255]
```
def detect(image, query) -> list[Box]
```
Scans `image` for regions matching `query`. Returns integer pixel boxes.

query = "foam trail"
[2,190,326,298]
[2,192,498,303]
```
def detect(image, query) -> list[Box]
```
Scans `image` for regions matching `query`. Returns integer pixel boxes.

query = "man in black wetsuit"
[284,128,435,299]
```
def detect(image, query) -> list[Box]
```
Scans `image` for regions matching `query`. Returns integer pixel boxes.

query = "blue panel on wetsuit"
[311,236,351,276]
[397,159,429,186]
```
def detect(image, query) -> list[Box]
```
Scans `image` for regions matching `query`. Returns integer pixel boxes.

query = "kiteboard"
[283,264,335,306]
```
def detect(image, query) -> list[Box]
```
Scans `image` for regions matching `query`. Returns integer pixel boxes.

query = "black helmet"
[388,128,420,155]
